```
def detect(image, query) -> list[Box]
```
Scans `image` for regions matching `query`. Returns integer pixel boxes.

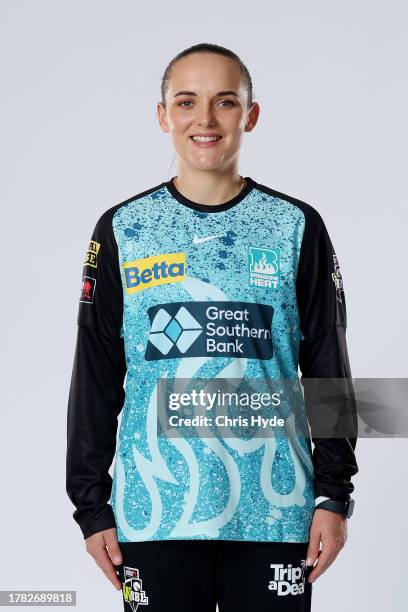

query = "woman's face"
[157,53,259,173]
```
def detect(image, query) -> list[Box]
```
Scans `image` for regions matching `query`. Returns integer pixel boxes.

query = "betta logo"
[79,275,96,303]
[123,252,186,295]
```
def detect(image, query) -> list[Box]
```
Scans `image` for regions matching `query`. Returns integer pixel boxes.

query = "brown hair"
[160,43,253,108]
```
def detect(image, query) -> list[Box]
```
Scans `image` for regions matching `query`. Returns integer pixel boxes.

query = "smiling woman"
[156,43,260,204]
[66,41,359,612]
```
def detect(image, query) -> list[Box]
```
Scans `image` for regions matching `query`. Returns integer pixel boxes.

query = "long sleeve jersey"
[66,176,359,542]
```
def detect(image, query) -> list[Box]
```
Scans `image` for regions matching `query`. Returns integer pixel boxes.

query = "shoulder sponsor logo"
[145,301,274,361]
[268,560,307,596]
[331,253,344,303]
[84,240,101,268]
[249,246,280,289]
[123,252,186,294]
[122,566,149,611]
[79,275,96,303]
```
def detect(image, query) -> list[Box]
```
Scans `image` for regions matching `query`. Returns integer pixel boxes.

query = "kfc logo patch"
[79,275,96,303]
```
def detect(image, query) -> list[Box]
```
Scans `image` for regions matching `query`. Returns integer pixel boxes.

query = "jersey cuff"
[315,496,331,506]
[78,505,117,540]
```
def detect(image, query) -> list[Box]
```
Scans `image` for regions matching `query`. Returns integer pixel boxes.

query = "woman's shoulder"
[252,178,325,225]
[93,181,168,230]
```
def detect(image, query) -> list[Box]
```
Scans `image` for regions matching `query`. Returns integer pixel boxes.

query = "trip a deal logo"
[123,252,186,294]
[145,300,274,361]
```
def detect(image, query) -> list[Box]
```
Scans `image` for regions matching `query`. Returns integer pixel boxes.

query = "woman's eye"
[177,99,235,108]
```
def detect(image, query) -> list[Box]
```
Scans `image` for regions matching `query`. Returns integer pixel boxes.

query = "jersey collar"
[164,176,256,213]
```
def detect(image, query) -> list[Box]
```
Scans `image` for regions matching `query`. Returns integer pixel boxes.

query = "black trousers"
[117,540,313,612]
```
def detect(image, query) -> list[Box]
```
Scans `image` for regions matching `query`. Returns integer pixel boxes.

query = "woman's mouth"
[190,135,222,148]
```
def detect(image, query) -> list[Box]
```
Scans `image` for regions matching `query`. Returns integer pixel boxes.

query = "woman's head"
[160,43,254,110]
[157,43,259,174]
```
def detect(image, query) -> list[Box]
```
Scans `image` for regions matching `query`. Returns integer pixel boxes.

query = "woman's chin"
[185,154,229,173]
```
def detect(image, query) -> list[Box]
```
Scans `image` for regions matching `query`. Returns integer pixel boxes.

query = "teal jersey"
[66,177,358,542]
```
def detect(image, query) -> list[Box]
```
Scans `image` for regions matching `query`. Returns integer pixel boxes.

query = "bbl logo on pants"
[122,566,149,611]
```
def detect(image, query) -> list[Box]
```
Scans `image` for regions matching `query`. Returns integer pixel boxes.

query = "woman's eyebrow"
[173,90,239,97]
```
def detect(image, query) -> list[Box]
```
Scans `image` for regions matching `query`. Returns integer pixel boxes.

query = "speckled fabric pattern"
[109,180,316,543]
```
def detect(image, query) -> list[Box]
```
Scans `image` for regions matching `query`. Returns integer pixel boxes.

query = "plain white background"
[1,1,407,610]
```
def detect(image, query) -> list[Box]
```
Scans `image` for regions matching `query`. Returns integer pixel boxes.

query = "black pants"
[117,540,313,612]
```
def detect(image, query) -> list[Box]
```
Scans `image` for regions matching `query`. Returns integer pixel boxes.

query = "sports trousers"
[116,540,313,612]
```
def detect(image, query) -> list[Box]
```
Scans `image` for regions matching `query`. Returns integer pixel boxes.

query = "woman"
[66,43,358,612]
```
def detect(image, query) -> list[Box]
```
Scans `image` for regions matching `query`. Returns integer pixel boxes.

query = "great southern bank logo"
[145,301,274,361]
[148,305,203,356]
[248,246,280,289]
[123,252,186,294]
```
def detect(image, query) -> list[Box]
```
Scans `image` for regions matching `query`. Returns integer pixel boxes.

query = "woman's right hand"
[85,527,123,590]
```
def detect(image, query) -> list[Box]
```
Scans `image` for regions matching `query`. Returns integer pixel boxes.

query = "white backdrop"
[1,1,406,610]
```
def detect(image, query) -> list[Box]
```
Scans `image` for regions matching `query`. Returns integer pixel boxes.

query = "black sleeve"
[296,206,359,502]
[66,209,127,539]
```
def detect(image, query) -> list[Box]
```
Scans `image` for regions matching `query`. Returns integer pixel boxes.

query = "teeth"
[192,136,220,142]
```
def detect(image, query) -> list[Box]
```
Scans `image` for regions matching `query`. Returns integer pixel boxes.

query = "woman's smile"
[190,133,223,148]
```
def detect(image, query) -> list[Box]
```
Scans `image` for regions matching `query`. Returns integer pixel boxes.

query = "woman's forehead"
[167,54,243,92]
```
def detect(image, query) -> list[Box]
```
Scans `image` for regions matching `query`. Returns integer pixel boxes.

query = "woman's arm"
[66,208,127,540]
[296,203,359,584]
[296,206,359,503]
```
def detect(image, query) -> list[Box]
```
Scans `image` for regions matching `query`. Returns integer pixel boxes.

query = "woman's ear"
[245,101,260,132]
[157,102,170,133]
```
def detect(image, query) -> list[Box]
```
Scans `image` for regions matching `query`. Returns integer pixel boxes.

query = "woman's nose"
[197,106,216,127]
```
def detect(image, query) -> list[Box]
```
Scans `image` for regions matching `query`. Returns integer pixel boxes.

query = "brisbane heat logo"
[122,566,149,611]
[248,246,281,289]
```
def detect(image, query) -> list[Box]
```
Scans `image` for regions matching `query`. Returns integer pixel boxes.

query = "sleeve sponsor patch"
[84,240,101,268]
[331,253,344,303]
[79,275,96,303]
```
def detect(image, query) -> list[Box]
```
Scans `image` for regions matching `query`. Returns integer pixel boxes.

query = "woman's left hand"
[306,508,348,583]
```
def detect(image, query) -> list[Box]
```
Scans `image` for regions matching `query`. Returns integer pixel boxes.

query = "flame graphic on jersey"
[253,252,277,274]
[114,275,313,540]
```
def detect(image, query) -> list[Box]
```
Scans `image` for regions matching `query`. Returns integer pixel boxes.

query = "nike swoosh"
[193,234,224,244]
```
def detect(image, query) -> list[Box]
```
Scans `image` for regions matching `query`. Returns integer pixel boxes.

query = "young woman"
[66,43,358,612]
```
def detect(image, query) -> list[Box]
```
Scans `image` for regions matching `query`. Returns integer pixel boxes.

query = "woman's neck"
[173,167,244,206]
